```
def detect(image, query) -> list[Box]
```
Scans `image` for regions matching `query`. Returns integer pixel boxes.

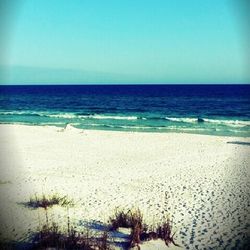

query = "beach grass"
[108,208,144,231]
[108,208,179,249]
[26,194,72,209]
[32,223,112,250]
[18,201,179,249]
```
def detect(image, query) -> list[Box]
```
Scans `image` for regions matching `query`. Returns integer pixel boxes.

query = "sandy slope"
[0,124,249,249]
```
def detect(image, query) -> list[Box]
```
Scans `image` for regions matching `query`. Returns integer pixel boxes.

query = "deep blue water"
[0,84,250,136]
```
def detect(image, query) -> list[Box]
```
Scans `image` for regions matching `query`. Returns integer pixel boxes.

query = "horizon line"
[1,83,250,86]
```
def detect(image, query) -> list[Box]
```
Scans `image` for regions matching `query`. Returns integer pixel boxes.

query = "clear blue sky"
[0,0,249,84]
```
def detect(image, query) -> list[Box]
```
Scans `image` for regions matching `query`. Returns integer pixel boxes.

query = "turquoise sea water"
[0,85,250,137]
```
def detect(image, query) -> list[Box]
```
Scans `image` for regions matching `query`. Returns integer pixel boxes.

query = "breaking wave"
[0,110,249,136]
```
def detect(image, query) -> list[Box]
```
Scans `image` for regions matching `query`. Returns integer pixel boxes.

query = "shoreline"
[0,123,249,248]
[1,122,250,138]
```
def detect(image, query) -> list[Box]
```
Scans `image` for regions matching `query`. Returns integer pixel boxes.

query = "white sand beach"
[0,124,249,249]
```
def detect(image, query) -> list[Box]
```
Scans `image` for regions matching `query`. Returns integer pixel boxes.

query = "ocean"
[0,84,249,137]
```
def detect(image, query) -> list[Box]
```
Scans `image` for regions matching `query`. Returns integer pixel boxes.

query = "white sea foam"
[0,111,39,116]
[203,118,250,127]
[79,114,138,120]
[117,125,155,129]
[0,111,78,119]
[157,126,208,131]
[47,113,77,119]
[165,117,250,127]
[165,117,197,123]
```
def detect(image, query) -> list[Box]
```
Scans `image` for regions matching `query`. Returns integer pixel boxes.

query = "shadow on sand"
[78,220,130,249]
[0,241,34,250]
[227,141,250,146]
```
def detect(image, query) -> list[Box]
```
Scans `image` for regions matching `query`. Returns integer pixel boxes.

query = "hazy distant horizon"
[1,65,249,85]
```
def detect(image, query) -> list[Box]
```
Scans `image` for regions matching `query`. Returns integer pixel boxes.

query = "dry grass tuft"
[21,197,180,249]
[27,194,71,209]
[109,209,179,248]
[33,222,113,250]
[109,208,143,231]
[156,219,180,247]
